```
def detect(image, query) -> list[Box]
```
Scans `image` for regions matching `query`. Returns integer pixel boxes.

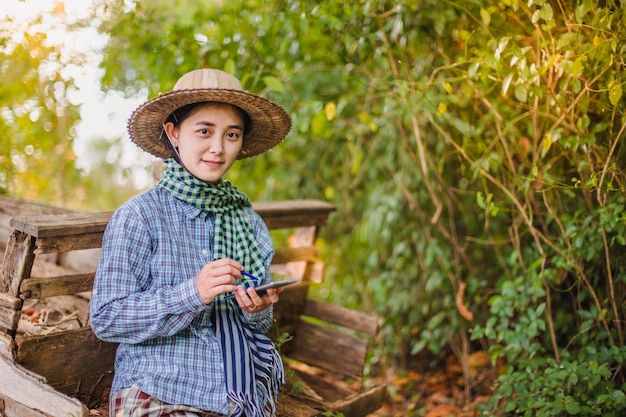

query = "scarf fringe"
[228,347,283,417]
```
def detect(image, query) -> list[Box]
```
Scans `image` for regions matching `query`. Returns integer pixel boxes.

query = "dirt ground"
[366,350,498,417]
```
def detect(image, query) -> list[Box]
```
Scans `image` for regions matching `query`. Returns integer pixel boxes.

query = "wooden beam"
[0,293,22,333]
[10,212,113,238]
[254,200,336,230]
[291,320,368,379]
[271,246,318,265]
[330,385,388,416]
[20,273,95,299]
[0,356,89,417]
[0,332,15,360]
[7,201,335,240]
[34,232,104,255]
[303,299,380,336]
[0,231,36,297]
[0,292,21,310]
[15,327,117,408]
[0,305,20,333]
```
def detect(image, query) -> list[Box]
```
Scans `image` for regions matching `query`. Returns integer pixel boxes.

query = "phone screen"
[255,279,298,294]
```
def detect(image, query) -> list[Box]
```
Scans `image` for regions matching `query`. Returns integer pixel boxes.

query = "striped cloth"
[158,159,284,417]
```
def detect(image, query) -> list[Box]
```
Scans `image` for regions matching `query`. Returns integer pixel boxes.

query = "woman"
[90,68,292,417]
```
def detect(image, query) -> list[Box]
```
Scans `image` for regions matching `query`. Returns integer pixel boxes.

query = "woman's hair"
[161,102,251,163]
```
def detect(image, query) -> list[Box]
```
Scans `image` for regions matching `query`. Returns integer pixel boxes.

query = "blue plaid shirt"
[90,186,274,413]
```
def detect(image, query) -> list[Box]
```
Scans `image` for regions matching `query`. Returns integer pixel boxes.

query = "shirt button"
[201,249,208,256]
[202,328,209,335]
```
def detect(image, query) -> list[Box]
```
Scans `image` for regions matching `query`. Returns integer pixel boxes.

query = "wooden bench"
[0,197,386,417]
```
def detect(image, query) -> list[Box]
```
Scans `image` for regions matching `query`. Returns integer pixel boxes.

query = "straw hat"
[127,68,292,159]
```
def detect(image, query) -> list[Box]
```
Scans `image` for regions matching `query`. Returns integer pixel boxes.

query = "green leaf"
[502,73,514,95]
[538,3,553,21]
[564,396,581,414]
[609,83,623,106]
[262,75,286,93]
[596,394,609,405]
[571,55,586,78]
[514,84,528,102]
[480,8,491,26]
[476,191,487,209]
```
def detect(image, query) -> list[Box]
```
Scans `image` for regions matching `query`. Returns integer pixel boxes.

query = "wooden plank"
[15,326,118,408]
[0,305,20,332]
[0,395,51,417]
[34,232,104,255]
[15,326,117,384]
[10,212,113,238]
[272,284,309,324]
[0,292,21,310]
[271,246,318,265]
[0,355,89,417]
[290,226,317,277]
[303,299,379,336]
[0,331,15,360]
[331,385,387,416]
[6,200,335,239]
[276,393,328,417]
[287,367,356,403]
[0,231,36,297]
[0,293,21,333]
[281,364,386,416]
[254,200,336,230]
[20,273,95,299]
[301,261,324,284]
[291,320,368,378]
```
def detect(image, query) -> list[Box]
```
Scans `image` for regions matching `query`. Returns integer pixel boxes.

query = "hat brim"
[127,89,292,159]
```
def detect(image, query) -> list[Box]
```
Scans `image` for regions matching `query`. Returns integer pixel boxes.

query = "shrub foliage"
[5,0,625,414]
[97,0,626,414]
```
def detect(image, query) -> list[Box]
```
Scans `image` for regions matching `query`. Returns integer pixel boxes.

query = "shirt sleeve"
[90,204,206,344]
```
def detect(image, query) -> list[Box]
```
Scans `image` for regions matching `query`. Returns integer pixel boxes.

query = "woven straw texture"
[127,70,291,159]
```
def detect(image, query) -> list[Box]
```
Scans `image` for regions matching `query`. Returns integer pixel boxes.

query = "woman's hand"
[233,285,280,313]
[195,258,241,304]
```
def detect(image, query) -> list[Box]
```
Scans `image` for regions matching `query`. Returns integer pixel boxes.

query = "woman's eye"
[226,131,241,140]
[198,129,210,135]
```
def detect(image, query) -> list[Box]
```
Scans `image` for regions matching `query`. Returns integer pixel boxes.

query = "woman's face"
[164,103,244,183]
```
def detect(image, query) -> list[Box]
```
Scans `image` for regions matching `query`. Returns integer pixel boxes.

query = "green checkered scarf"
[157,158,265,282]
[157,158,283,417]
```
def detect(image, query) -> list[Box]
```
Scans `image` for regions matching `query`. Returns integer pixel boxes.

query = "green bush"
[85,0,626,413]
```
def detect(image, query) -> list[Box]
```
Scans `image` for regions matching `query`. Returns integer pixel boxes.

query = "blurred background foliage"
[1,0,626,415]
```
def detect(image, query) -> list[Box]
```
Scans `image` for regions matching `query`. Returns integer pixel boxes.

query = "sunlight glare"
[2,0,152,188]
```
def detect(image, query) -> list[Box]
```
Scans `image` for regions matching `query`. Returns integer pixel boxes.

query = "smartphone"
[254,279,298,295]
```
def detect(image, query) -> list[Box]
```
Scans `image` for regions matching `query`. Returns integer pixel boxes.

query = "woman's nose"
[209,137,224,155]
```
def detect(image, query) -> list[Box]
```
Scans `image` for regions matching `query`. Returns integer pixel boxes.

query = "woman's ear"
[163,122,179,148]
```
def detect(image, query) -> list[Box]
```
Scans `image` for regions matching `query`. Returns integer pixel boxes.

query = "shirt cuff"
[244,305,273,333]
[170,278,207,313]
